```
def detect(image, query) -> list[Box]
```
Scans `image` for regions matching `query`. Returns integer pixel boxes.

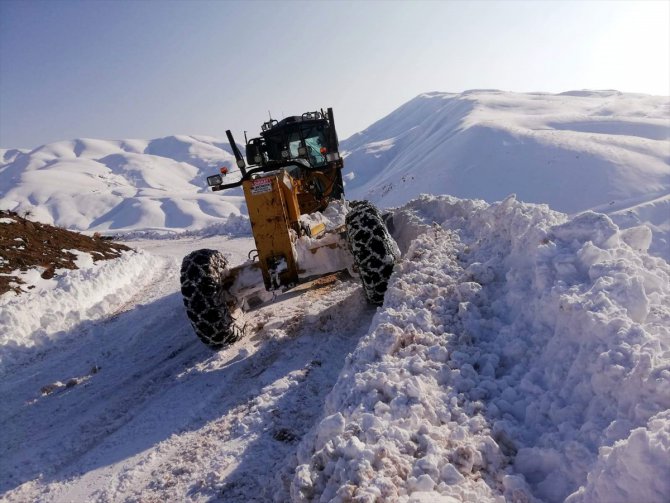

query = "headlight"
[207,174,223,186]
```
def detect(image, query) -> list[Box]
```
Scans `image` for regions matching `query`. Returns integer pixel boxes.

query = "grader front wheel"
[345,201,399,305]
[180,249,243,349]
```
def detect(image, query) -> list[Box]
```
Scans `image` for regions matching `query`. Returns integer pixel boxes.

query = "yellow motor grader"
[180,108,399,348]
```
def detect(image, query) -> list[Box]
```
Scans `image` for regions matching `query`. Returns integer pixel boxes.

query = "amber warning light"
[320,147,327,154]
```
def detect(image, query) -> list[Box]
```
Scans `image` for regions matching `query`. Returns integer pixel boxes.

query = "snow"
[0,266,58,292]
[0,250,156,369]
[292,195,670,502]
[342,90,670,260]
[565,411,670,503]
[1,90,669,502]
[294,200,354,279]
[1,194,668,502]
[0,233,376,503]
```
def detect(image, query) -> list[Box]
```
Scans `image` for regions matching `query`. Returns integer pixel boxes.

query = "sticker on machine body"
[251,177,273,195]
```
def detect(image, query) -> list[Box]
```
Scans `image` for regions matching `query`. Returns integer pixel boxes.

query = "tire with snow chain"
[180,249,242,349]
[345,200,400,305]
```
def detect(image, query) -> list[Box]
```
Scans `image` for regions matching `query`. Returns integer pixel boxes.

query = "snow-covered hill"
[0,136,245,233]
[2,90,668,256]
[342,90,670,258]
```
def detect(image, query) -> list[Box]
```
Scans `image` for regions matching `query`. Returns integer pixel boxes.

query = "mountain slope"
[0,136,244,233]
[343,90,669,214]
[342,90,670,259]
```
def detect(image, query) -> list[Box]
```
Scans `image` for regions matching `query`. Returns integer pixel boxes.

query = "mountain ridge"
[1,89,668,256]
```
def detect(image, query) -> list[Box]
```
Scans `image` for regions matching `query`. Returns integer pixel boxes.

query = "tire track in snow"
[1,255,192,498]
[89,277,375,503]
[2,262,377,503]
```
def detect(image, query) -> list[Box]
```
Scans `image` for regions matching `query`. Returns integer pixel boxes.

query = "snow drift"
[0,250,158,370]
[292,194,670,503]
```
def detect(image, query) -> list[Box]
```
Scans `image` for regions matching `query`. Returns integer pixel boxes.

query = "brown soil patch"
[0,210,131,296]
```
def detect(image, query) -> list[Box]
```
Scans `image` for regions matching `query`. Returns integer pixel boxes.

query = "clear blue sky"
[1,0,668,149]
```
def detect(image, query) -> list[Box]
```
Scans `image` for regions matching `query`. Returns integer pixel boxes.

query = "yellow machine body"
[243,171,299,290]
[241,163,349,292]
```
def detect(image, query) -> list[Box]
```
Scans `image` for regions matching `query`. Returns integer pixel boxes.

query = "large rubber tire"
[345,201,399,305]
[180,249,242,349]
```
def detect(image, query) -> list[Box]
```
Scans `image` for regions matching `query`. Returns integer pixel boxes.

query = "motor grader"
[180,108,399,348]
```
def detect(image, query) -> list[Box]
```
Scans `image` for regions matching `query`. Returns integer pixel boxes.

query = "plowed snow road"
[1,236,375,502]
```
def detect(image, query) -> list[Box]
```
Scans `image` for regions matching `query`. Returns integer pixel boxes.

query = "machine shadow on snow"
[1,284,371,499]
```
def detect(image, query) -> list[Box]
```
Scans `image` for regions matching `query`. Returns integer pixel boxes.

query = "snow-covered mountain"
[0,136,245,232]
[1,90,668,255]
[342,89,670,257]
[343,90,670,211]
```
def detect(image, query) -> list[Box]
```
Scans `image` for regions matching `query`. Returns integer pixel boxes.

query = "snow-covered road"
[1,236,376,502]
[2,195,669,503]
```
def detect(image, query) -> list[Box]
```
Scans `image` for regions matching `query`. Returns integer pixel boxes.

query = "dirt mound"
[0,210,130,296]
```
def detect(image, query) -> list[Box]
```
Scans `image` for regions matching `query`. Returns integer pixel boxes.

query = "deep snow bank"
[0,250,163,372]
[292,195,670,503]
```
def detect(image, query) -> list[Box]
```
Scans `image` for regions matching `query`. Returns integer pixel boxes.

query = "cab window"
[300,124,327,167]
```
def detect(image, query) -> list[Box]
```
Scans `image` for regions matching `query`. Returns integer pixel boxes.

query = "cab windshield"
[286,123,328,167]
[262,121,330,167]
